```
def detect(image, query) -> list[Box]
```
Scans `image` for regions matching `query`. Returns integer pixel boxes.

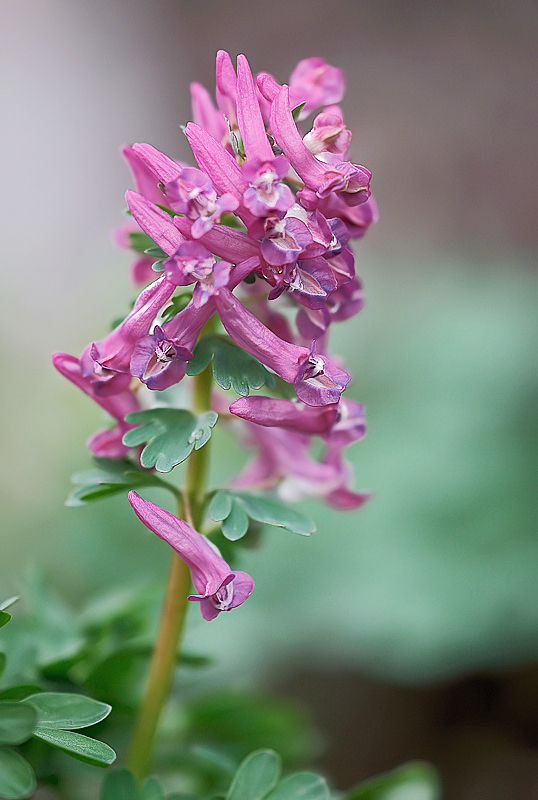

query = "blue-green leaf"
[209,491,315,538]
[265,772,330,800]
[234,493,315,536]
[344,761,441,800]
[23,693,111,730]
[222,499,249,541]
[208,490,233,521]
[227,749,281,800]
[100,768,141,800]
[142,776,165,800]
[0,599,18,631]
[123,409,218,472]
[144,246,167,259]
[32,728,116,767]
[0,656,5,681]
[0,703,36,746]
[67,459,168,506]
[186,334,275,395]
[0,748,36,799]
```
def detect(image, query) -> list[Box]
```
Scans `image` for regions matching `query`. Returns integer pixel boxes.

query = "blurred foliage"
[3,257,537,688]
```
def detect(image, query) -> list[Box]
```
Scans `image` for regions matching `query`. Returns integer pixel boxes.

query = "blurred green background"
[1,1,537,797]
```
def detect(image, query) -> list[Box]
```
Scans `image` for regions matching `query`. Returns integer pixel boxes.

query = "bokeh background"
[1,1,537,797]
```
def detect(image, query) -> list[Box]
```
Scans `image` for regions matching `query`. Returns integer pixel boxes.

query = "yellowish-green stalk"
[126,320,215,779]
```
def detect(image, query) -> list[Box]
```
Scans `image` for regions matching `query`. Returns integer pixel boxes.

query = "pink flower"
[289,57,345,118]
[129,492,254,620]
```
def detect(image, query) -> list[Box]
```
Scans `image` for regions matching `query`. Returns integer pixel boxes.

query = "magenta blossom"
[165,167,238,238]
[289,57,345,118]
[129,492,254,620]
[85,275,175,380]
[303,108,352,155]
[229,396,339,434]
[214,288,350,406]
[232,423,368,510]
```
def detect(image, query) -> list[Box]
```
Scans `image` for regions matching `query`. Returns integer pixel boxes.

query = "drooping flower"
[288,57,346,118]
[128,492,254,620]
[214,287,350,406]
[84,275,175,382]
[231,422,368,510]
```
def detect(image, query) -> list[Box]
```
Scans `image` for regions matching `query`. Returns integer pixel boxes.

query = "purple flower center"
[210,577,235,610]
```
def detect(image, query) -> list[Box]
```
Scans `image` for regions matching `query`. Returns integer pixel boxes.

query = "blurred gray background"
[1,1,537,797]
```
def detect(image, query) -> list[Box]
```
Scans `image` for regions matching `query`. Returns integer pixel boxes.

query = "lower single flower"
[128,491,254,620]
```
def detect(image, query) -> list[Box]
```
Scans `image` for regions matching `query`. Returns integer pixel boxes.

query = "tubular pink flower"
[128,492,254,621]
[122,145,172,204]
[173,214,259,264]
[52,352,140,458]
[215,49,238,124]
[270,86,371,207]
[130,293,217,391]
[190,81,228,143]
[214,288,349,406]
[303,108,352,155]
[242,156,294,218]
[229,396,339,434]
[130,142,185,185]
[130,325,193,391]
[126,191,183,255]
[256,72,281,104]
[231,423,367,510]
[184,123,249,209]
[88,275,175,376]
[214,287,309,383]
[164,167,239,238]
[164,241,216,287]
[289,57,345,118]
[236,54,274,162]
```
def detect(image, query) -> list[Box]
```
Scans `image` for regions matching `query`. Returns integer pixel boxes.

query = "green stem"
[125,536,190,778]
[126,321,215,778]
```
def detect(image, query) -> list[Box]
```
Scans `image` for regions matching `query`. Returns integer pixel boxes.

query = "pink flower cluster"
[54,53,376,618]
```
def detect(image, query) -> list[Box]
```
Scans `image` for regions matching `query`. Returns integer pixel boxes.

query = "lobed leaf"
[123,409,217,472]
[186,334,275,396]
[67,459,167,507]
[235,493,315,536]
[209,491,315,541]
[221,499,249,541]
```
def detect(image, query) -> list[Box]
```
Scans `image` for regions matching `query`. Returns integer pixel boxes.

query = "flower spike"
[129,492,254,620]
